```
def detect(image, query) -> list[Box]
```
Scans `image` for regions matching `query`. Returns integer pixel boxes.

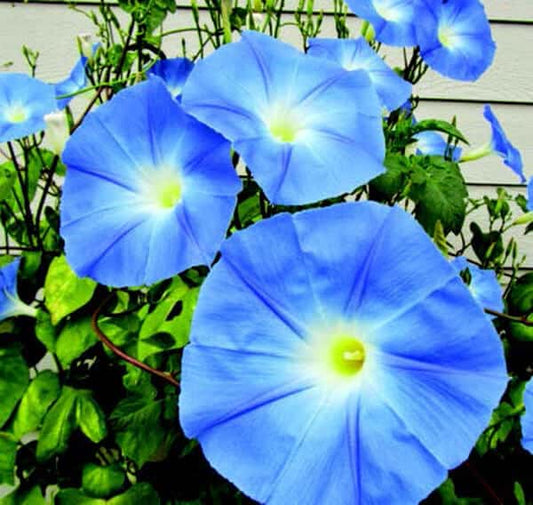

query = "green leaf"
[76,390,107,443]
[369,153,408,201]
[44,255,97,325]
[56,483,159,505]
[34,309,57,352]
[111,389,177,466]
[82,463,126,498]
[0,432,17,485]
[0,162,16,201]
[514,482,526,505]
[411,119,469,145]
[0,486,46,505]
[138,277,199,361]
[56,317,98,367]
[470,223,504,265]
[12,370,61,438]
[0,344,29,428]
[36,386,106,461]
[409,157,467,235]
[507,273,533,315]
[433,220,449,258]
[36,386,78,461]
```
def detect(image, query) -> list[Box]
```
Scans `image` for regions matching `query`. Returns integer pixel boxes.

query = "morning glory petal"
[180,201,507,505]
[54,56,88,109]
[343,0,419,46]
[61,79,240,287]
[527,177,533,212]
[416,0,495,81]
[415,130,462,161]
[307,37,411,110]
[0,73,56,142]
[483,104,525,182]
[147,58,194,100]
[522,380,533,453]
[451,256,503,315]
[0,258,36,320]
[182,30,385,205]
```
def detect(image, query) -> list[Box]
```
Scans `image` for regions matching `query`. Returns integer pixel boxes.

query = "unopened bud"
[44,110,69,155]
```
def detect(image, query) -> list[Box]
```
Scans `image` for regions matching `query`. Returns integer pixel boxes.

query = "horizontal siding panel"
[3,0,532,22]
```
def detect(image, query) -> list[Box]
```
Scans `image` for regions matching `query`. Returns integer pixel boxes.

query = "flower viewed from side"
[483,105,525,182]
[307,37,411,111]
[343,0,418,46]
[451,256,503,316]
[179,202,507,505]
[415,130,462,161]
[60,79,241,287]
[415,0,495,81]
[147,58,194,100]
[0,73,56,143]
[522,380,533,454]
[527,177,533,211]
[182,31,385,205]
[54,55,88,109]
[0,258,37,320]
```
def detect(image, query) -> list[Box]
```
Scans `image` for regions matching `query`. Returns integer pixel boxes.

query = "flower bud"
[44,110,69,155]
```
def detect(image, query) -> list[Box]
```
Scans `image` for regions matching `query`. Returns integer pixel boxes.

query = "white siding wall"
[0,0,531,266]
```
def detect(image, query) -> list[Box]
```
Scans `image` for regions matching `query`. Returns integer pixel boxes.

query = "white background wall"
[0,0,531,267]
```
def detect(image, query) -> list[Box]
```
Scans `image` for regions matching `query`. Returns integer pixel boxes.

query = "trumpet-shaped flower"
[179,202,507,505]
[483,105,525,182]
[415,130,462,161]
[55,56,88,109]
[522,380,533,453]
[343,0,418,46]
[60,79,240,287]
[451,256,503,316]
[182,31,385,205]
[527,177,533,211]
[147,58,194,100]
[0,73,56,143]
[307,37,411,111]
[0,258,36,320]
[415,0,495,81]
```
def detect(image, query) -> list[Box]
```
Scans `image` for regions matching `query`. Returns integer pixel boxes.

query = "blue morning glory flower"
[179,201,507,505]
[0,258,37,320]
[415,0,495,81]
[527,177,533,211]
[60,79,240,287]
[522,380,533,453]
[451,256,503,316]
[307,37,411,111]
[55,55,88,109]
[182,31,385,205]
[343,0,418,46]
[147,58,194,100]
[0,73,56,143]
[483,104,525,182]
[415,130,462,161]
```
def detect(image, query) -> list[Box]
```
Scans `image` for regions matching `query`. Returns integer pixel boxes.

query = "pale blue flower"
[415,130,462,161]
[182,31,385,205]
[527,177,533,212]
[483,105,525,183]
[415,0,495,81]
[60,79,241,287]
[343,0,419,46]
[307,37,411,111]
[180,201,507,505]
[451,256,503,316]
[0,73,56,143]
[0,258,36,320]
[147,58,194,100]
[522,380,533,453]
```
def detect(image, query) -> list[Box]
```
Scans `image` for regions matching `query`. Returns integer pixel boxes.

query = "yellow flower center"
[5,104,28,124]
[438,25,457,48]
[140,167,182,210]
[328,334,366,377]
[268,115,299,143]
